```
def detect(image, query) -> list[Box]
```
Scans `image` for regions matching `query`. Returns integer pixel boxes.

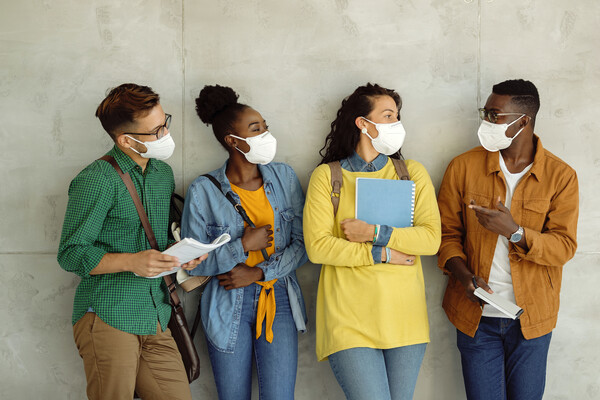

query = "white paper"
[474,287,524,320]
[138,233,231,279]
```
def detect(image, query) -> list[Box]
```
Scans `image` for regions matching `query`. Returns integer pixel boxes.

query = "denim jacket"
[181,160,308,352]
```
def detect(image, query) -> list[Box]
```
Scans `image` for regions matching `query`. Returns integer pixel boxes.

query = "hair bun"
[195,85,239,124]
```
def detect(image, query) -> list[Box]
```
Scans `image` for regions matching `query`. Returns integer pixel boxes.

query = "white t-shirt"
[482,153,532,318]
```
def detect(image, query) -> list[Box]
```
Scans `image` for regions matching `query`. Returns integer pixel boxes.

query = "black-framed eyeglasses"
[123,114,171,139]
[478,108,525,124]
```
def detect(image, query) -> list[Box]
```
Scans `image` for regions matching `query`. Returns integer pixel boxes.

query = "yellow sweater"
[303,158,441,361]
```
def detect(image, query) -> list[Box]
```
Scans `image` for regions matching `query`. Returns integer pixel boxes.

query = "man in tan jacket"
[437,79,578,400]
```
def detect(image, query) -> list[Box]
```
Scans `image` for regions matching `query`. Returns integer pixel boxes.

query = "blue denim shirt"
[181,160,308,353]
[340,152,394,263]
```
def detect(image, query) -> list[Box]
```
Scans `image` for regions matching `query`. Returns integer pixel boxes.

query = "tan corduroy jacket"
[437,135,578,339]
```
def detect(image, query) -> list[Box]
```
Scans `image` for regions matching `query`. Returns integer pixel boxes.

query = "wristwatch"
[509,226,524,243]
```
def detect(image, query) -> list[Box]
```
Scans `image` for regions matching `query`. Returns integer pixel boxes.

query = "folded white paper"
[139,233,231,279]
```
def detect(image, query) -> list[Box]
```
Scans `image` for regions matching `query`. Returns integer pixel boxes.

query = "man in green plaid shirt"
[57,83,205,400]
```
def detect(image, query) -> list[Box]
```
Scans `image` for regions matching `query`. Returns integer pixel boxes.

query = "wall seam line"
[477,0,481,108]
[181,0,186,193]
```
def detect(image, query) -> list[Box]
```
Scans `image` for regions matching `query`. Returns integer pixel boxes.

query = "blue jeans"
[457,317,552,400]
[328,344,427,400]
[206,281,298,400]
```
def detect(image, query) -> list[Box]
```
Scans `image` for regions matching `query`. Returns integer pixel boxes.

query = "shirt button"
[276,228,280,232]
[276,247,280,251]
[275,207,278,211]
[267,191,271,194]
[276,257,280,261]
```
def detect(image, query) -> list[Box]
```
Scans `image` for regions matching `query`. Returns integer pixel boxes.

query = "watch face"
[510,227,523,242]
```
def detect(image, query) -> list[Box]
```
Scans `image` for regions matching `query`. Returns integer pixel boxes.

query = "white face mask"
[126,133,175,160]
[477,115,526,152]
[361,117,406,155]
[229,131,277,165]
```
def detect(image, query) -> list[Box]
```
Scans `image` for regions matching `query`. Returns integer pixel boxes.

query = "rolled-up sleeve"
[57,169,113,278]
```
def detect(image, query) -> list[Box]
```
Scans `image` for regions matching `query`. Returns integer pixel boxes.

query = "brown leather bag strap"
[163,274,181,309]
[327,161,343,216]
[100,155,159,249]
[327,158,410,217]
[99,155,181,308]
[391,158,410,180]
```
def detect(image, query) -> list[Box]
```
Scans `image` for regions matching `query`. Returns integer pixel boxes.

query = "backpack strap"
[327,161,343,216]
[391,158,410,180]
[327,158,410,217]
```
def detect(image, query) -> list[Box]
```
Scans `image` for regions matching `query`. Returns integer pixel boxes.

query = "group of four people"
[58,79,578,400]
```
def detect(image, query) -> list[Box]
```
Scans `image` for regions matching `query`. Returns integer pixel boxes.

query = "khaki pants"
[73,312,192,400]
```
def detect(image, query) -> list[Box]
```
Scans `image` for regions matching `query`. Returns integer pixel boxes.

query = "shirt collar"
[343,151,389,172]
[485,134,545,182]
[213,159,273,194]
[108,145,158,173]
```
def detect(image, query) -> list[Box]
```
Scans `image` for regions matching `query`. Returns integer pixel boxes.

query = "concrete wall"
[1,0,598,398]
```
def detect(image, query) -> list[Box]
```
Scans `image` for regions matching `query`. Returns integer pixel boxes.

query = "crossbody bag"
[99,155,200,383]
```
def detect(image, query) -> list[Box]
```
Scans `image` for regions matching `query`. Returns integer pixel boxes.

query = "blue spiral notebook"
[355,178,415,227]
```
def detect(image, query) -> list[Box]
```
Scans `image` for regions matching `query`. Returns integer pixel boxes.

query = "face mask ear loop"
[511,126,525,142]
[362,130,376,141]
[234,146,249,156]
[508,115,526,141]
[361,117,377,140]
[228,134,250,156]
[124,135,144,155]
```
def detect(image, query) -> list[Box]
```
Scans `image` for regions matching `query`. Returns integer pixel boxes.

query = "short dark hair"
[492,79,540,127]
[195,84,249,150]
[319,83,402,164]
[95,83,160,140]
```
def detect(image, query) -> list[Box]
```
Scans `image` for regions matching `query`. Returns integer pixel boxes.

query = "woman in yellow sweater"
[303,83,441,400]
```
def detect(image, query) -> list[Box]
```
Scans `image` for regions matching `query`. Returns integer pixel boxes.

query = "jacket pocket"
[544,266,554,290]
[522,199,550,231]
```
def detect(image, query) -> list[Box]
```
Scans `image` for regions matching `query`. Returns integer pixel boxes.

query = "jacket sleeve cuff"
[437,251,467,275]
[509,227,542,261]
[372,245,384,264]
[374,225,393,247]
[257,254,280,281]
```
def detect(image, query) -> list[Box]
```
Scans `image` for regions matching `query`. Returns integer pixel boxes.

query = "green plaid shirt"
[57,146,175,335]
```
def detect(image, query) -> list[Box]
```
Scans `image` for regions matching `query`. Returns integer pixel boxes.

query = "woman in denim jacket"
[181,85,307,400]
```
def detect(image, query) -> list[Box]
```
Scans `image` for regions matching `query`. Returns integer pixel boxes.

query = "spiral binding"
[410,182,416,226]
